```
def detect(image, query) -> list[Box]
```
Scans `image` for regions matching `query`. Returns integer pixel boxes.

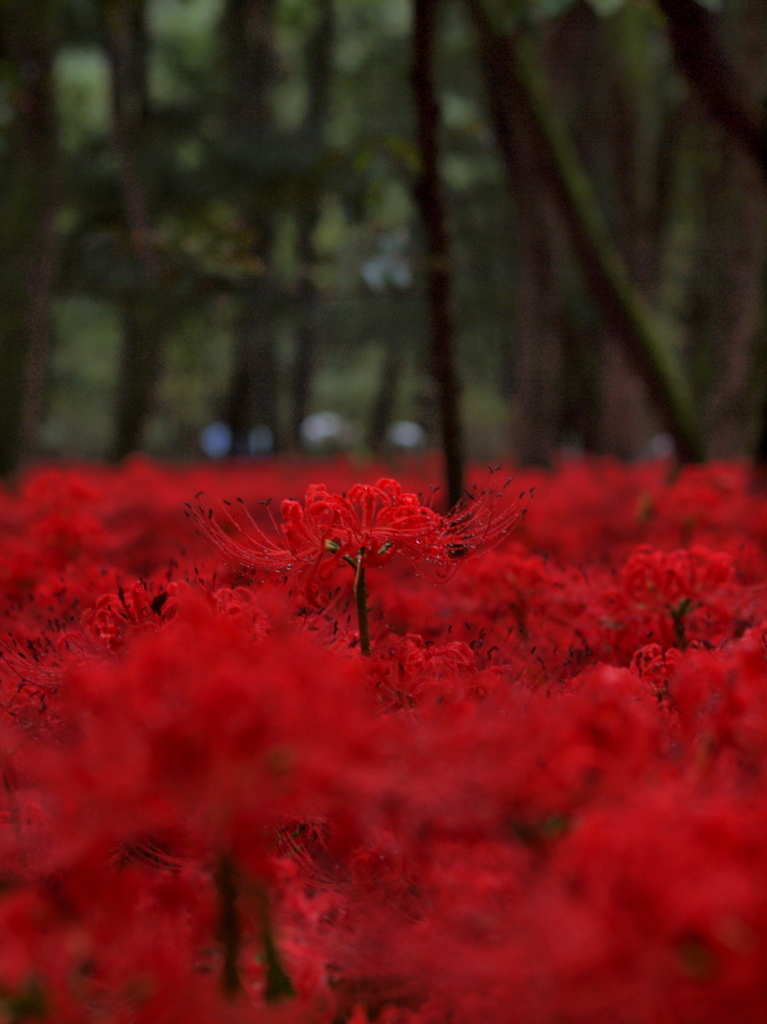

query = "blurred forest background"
[2,0,767,502]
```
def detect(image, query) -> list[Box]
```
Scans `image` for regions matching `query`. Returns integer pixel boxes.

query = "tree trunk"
[656,0,767,180]
[367,329,404,454]
[105,0,167,461]
[0,5,60,476]
[289,0,335,450]
[221,0,281,454]
[225,297,280,454]
[463,0,704,462]
[504,116,564,464]
[411,0,464,508]
[290,273,317,450]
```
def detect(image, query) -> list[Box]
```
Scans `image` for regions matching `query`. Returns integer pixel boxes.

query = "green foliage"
[43,298,122,457]
[0,0,762,466]
[53,46,111,151]
[485,0,721,25]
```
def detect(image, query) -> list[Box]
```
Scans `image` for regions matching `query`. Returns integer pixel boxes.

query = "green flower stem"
[354,550,370,657]
[259,891,296,1002]
[215,857,295,1002]
[215,854,241,995]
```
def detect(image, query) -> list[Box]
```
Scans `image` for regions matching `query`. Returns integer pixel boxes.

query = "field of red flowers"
[3,454,767,1023]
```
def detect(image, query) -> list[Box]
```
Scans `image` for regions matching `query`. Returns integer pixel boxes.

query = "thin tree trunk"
[290,254,317,449]
[367,329,404,453]
[220,0,280,454]
[505,118,564,464]
[225,298,280,454]
[0,6,59,476]
[105,0,167,461]
[106,0,158,281]
[290,209,320,451]
[463,0,704,462]
[17,131,60,466]
[411,0,464,508]
[754,261,767,462]
[656,0,767,181]
[289,0,335,449]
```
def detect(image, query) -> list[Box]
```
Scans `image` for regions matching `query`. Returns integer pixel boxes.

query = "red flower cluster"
[188,474,524,594]
[3,456,767,1022]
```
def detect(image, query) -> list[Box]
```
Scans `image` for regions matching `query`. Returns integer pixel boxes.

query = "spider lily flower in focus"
[187,473,525,655]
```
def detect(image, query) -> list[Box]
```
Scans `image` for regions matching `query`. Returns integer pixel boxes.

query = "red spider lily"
[187,473,525,591]
[187,473,524,657]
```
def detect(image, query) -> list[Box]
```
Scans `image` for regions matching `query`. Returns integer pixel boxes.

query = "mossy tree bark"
[464,0,705,463]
